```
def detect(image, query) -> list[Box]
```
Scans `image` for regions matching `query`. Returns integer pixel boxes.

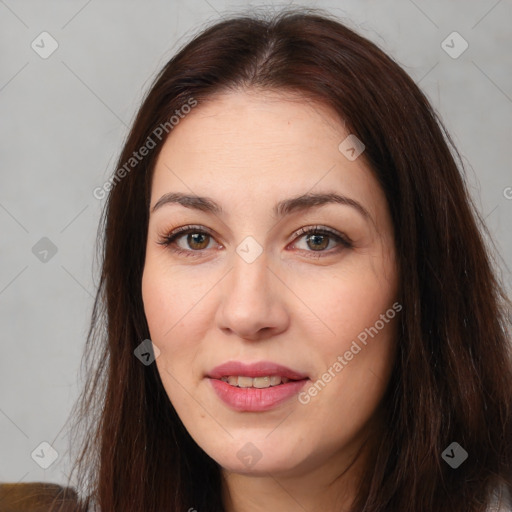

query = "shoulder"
[0,482,86,511]
[487,482,512,512]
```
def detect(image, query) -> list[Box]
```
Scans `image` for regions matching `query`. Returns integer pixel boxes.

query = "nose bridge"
[216,238,288,339]
[228,241,272,306]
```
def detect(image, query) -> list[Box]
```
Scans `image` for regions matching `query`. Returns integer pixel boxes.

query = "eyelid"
[158,224,215,239]
[291,225,351,245]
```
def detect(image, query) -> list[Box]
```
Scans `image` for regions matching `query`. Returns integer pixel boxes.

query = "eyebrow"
[151,191,371,221]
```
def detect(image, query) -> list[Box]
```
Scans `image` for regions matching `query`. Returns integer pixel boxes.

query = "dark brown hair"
[65,8,512,512]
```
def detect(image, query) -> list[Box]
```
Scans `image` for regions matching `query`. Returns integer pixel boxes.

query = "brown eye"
[305,233,330,251]
[157,225,217,258]
[292,226,352,256]
[186,232,210,250]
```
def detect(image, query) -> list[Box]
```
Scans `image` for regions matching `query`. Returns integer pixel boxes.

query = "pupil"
[307,234,328,251]
[188,233,208,249]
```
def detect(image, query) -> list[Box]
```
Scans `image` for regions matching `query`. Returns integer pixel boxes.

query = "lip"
[206,360,309,412]
[207,360,308,380]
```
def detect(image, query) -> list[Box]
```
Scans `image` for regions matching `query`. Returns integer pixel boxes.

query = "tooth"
[237,376,253,388]
[253,376,271,388]
[269,376,282,386]
[222,375,292,388]
[227,376,239,386]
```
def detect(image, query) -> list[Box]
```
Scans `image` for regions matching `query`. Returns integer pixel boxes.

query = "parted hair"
[64,8,512,512]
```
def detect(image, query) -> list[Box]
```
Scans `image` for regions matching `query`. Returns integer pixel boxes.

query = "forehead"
[155,89,347,170]
[150,90,382,220]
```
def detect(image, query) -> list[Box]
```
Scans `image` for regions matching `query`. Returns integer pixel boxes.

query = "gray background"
[1,0,511,488]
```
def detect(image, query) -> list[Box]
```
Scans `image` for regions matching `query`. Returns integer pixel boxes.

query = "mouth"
[217,375,298,388]
[207,360,309,381]
[206,361,310,411]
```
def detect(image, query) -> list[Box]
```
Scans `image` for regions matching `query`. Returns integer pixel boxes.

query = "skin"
[141,89,399,511]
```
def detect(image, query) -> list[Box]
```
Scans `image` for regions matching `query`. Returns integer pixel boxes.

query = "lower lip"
[208,378,309,412]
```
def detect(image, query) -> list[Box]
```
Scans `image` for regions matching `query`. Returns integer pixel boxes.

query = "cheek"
[142,256,203,342]
[142,274,193,414]
[142,264,184,382]
[141,261,208,396]
[293,261,397,343]
[141,266,169,342]
[295,251,398,416]
[298,313,397,453]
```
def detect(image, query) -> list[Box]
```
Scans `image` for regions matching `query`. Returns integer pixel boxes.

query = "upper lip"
[207,361,309,380]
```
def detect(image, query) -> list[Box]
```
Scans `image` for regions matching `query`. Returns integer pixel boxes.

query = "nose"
[215,249,290,341]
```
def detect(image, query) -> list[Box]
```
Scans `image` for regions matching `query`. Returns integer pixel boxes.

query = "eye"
[157,224,352,258]
[157,225,218,258]
[290,225,353,257]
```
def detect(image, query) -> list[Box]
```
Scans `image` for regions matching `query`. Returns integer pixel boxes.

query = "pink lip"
[206,361,309,412]
[207,361,308,380]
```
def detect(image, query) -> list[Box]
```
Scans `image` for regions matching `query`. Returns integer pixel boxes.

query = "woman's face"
[142,90,399,478]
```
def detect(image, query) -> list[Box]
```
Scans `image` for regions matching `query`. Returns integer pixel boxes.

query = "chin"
[208,441,306,475]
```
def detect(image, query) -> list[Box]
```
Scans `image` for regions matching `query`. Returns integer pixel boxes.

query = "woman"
[62,8,512,512]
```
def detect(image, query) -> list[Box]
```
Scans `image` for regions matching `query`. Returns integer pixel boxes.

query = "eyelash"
[156,224,353,259]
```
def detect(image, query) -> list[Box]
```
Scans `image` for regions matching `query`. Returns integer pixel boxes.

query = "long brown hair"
[65,8,512,511]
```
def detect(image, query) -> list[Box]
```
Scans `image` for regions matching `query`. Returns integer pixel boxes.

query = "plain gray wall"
[1,0,511,488]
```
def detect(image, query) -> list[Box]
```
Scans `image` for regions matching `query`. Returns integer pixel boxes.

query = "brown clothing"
[0,483,86,512]
[1,481,511,511]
